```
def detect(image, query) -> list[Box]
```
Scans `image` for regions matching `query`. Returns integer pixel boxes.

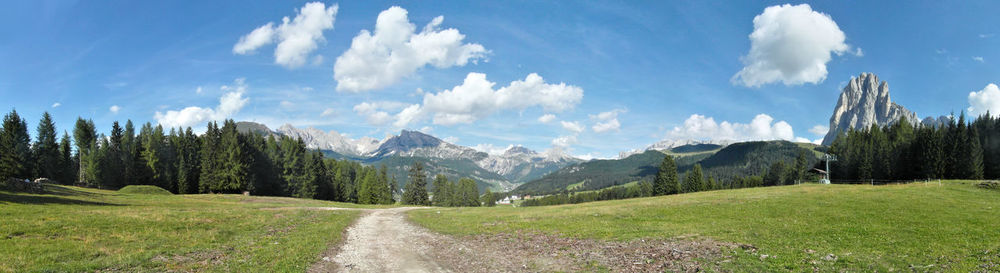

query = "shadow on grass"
[0,192,122,206]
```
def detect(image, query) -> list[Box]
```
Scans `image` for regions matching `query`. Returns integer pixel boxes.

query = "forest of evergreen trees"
[827,114,999,181]
[0,109,486,206]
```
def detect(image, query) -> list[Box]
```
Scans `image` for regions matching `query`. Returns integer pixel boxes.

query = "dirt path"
[307,207,741,273]
[310,207,448,273]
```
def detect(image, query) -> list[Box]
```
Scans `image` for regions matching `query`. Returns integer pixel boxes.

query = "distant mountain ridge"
[234,122,581,190]
[618,139,732,159]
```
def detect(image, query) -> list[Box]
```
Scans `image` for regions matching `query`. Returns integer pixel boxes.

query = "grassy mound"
[117,185,172,195]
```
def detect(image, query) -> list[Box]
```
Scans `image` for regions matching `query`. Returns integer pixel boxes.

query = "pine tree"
[121,120,141,186]
[402,162,430,205]
[32,112,60,180]
[73,118,96,184]
[0,109,32,181]
[682,164,704,193]
[763,161,786,186]
[653,155,679,195]
[59,132,75,184]
[104,121,124,188]
[432,174,451,206]
[217,120,250,193]
[968,126,985,179]
[458,178,479,207]
[481,188,496,207]
[199,122,222,193]
[794,150,809,183]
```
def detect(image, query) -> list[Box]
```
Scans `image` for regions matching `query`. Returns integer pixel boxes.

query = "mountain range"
[235,122,582,191]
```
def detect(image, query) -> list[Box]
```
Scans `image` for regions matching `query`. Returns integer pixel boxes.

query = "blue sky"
[2,1,999,159]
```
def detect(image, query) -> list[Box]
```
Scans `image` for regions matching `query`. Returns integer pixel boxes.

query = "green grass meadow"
[0,184,362,272]
[409,181,1000,272]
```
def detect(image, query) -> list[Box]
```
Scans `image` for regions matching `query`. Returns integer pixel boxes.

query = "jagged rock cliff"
[821,73,919,145]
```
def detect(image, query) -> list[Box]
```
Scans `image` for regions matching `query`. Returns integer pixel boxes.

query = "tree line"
[0,109,493,206]
[827,114,1000,181]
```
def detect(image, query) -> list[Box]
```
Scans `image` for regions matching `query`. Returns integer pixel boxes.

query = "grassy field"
[410,181,1000,272]
[0,184,365,272]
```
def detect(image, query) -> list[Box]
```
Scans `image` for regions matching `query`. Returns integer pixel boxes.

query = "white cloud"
[561,121,585,133]
[732,4,852,87]
[233,2,338,69]
[551,135,577,148]
[419,72,583,126]
[973,56,985,63]
[853,48,864,57]
[155,78,249,128]
[51,102,61,108]
[968,83,1000,117]
[353,102,393,126]
[538,114,556,124]
[812,138,822,145]
[980,33,995,38]
[442,136,459,144]
[592,119,620,133]
[333,6,488,92]
[279,100,295,109]
[668,113,796,142]
[394,104,422,127]
[472,143,510,155]
[320,108,336,117]
[353,73,582,128]
[109,105,121,114]
[793,137,811,143]
[590,109,625,133]
[809,125,828,136]
[196,86,203,94]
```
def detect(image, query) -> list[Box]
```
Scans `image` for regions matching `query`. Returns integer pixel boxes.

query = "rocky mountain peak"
[371,130,443,157]
[503,146,537,156]
[821,73,919,146]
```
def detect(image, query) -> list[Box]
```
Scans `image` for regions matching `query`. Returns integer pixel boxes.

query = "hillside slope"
[515,141,819,195]
[0,184,363,272]
[411,181,1000,271]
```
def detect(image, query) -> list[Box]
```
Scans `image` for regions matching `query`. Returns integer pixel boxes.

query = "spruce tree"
[59,132,74,184]
[33,112,60,180]
[458,178,479,206]
[653,155,679,195]
[481,188,496,207]
[402,162,430,205]
[199,122,221,193]
[72,118,96,184]
[104,121,124,188]
[682,164,704,193]
[431,174,451,206]
[0,109,32,181]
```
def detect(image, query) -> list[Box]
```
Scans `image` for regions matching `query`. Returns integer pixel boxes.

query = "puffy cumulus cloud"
[793,137,811,143]
[590,109,625,133]
[353,73,582,128]
[668,114,796,142]
[420,72,583,126]
[561,121,585,133]
[968,83,1000,117]
[352,102,393,126]
[809,125,828,136]
[155,78,250,128]
[551,135,578,149]
[233,2,338,69]
[333,6,488,92]
[109,105,121,114]
[537,114,556,124]
[732,4,852,87]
